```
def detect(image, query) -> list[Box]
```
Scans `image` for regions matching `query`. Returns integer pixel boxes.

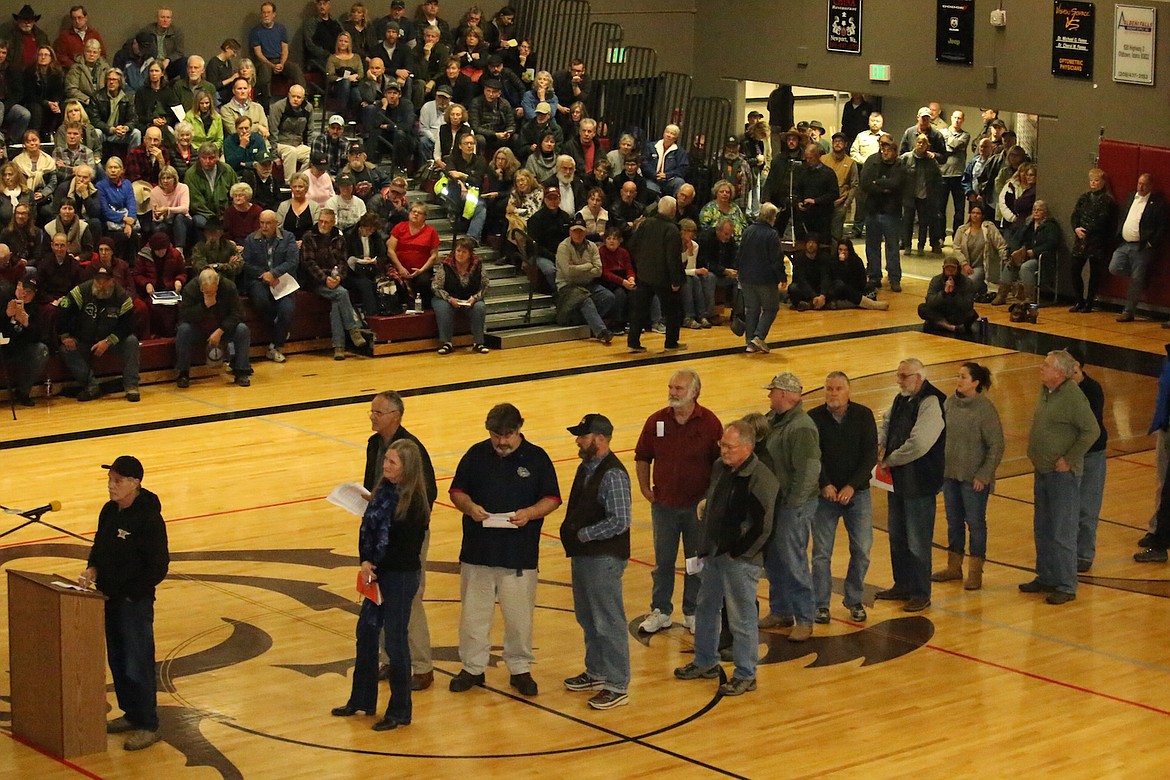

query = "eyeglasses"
[370,408,401,417]
[895,373,915,380]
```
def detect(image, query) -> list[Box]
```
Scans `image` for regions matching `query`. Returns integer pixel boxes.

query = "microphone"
[21,501,61,519]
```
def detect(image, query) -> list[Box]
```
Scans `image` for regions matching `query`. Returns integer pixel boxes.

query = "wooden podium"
[7,570,108,758]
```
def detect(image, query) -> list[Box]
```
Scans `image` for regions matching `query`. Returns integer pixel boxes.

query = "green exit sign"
[607,47,627,64]
[869,63,891,81]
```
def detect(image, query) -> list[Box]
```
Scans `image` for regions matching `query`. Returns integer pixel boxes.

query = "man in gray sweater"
[1021,350,1099,604]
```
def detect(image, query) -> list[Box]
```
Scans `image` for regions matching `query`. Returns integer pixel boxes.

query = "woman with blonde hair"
[53,100,104,152]
[520,70,558,121]
[326,32,364,117]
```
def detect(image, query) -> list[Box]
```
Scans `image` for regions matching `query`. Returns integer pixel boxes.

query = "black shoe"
[509,672,538,696]
[1138,533,1156,547]
[598,329,613,345]
[1018,579,1055,593]
[176,372,190,388]
[77,385,102,402]
[13,391,34,407]
[1076,559,1092,573]
[125,389,141,403]
[663,342,688,351]
[874,587,911,600]
[372,715,410,731]
[889,282,902,293]
[1069,302,1084,313]
[628,344,647,353]
[814,607,830,624]
[903,597,931,612]
[1135,547,1169,563]
[1045,591,1076,605]
[448,670,485,692]
[235,372,251,387]
[331,704,373,716]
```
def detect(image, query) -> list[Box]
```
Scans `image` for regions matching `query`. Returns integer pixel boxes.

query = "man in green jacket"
[759,372,821,642]
[184,142,238,232]
[1021,349,1099,604]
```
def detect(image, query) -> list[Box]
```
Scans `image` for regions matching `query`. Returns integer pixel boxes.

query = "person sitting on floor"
[919,256,977,334]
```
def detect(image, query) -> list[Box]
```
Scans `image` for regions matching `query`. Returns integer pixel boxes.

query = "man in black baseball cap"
[560,412,632,710]
[81,455,169,751]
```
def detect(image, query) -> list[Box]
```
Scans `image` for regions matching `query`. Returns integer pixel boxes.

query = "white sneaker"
[638,609,672,633]
[682,614,695,634]
[750,337,770,354]
[266,346,286,363]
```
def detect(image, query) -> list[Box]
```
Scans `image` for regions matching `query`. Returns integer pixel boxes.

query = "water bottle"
[330,265,340,281]
[44,375,52,400]
[413,292,423,313]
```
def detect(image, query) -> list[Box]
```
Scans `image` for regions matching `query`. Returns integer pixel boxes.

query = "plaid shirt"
[124,146,172,186]
[311,132,349,176]
[54,144,97,178]
[575,455,632,543]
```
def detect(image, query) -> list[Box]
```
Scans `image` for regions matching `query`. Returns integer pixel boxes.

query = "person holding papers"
[332,439,429,732]
[448,403,561,697]
[242,209,298,363]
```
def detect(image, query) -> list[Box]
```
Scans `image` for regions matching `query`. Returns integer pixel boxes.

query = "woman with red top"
[387,202,440,309]
[598,225,637,330]
[133,231,187,337]
[223,182,263,242]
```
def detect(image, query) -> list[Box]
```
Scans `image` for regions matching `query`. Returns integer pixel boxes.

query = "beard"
[577,442,598,461]
[556,172,573,185]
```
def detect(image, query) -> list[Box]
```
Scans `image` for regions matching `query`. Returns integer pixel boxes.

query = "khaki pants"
[458,563,537,675]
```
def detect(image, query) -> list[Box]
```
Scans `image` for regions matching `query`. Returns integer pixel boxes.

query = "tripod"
[0,334,16,421]
[0,505,90,542]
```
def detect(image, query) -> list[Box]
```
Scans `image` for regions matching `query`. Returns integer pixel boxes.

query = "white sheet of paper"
[327,482,371,516]
[51,580,89,591]
[170,104,186,122]
[685,556,704,575]
[150,291,181,305]
[483,513,518,529]
[271,273,301,300]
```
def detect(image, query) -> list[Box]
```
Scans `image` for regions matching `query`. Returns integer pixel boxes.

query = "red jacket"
[598,244,634,289]
[133,247,187,297]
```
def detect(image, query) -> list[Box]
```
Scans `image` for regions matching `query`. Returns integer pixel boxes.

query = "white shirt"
[1122,192,1149,243]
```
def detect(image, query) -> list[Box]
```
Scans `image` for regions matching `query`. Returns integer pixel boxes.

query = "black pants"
[628,282,682,348]
[918,300,977,328]
[1069,241,1110,305]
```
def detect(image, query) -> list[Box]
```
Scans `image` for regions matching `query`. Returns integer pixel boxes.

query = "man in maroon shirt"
[634,369,723,634]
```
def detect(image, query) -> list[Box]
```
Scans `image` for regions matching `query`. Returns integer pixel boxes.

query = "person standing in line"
[1020,350,1099,604]
[673,420,777,697]
[364,390,438,690]
[634,369,723,635]
[1066,347,1108,574]
[933,362,1004,590]
[448,403,561,696]
[80,456,169,752]
[808,371,877,623]
[560,414,632,711]
[875,358,946,613]
[332,439,429,731]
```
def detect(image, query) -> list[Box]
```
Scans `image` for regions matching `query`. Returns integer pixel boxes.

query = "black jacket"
[1117,191,1168,250]
[87,488,169,600]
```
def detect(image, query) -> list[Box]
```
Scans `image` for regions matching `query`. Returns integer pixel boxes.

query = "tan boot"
[964,556,984,590]
[991,284,1011,305]
[931,550,964,582]
[859,296,890,310]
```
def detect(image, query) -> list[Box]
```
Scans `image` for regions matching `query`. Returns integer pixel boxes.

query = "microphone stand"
[0,505,90,542]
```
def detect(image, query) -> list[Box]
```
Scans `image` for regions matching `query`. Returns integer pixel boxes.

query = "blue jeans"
[811,490,873,609]
[886,492,937,600]
[105,597,158,731]
[248,278,297,348]
[59,335,140,390]
[693,555,764,681]
[1000,257,1039,287]
[0,101,31,141]
[446,186,487,242]
[573,283,615,336]
[315,284,361,347]
[942,478,990,558]
[865,212,902,284]
[433,297,486,344]
[175,321,252,374]
[650,502,700,617]
[683,274,716,321]
[1033,470,1080,595]
[571,555,630,693]
[764,497,816,625]
[534,255,557,292]
[740,282,779,343]
[1109,241,1153,314]
[1077,450,1107,565]
[347,570,419,720]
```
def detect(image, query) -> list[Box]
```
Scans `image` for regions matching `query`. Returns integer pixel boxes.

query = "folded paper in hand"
[271,273,301,300]
[356,571,382,605]
[328,482,371,516]
[483,513,518,529]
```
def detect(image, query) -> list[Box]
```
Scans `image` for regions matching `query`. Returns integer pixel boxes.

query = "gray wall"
[693,0,1170,228]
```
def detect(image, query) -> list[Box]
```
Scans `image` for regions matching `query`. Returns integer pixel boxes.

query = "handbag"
[729,284,746,336]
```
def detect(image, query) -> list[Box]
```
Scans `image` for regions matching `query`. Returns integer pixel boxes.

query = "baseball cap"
[544,185,561,198]
[435,85,453,98]
[312,152,329,168]
[348,139,366,154]
[917,106,933,118]
[255,148,275,163]
[103,456,144,480]
[92,265,113,278]
[569,214,587,231]
[567,413,614,436]
[942,256,959,269]
[762,372,802,393]
[337,172,355,186]
[328,114,346,127]
[384,81,401,93]
[535,101,551,114]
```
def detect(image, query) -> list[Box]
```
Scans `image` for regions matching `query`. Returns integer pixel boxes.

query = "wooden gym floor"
[2,276,1168,779]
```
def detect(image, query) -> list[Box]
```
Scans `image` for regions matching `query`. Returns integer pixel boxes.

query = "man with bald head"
[1109,172,1167,323]
[242,210,298,363]
[268,84,312,175]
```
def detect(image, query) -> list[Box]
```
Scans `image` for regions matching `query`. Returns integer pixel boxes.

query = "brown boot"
[931,550,964,582]
[964,556,984,590]
[991,285,1010,305]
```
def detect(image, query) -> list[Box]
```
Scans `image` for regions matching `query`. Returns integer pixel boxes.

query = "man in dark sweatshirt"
[80,456,169,752]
